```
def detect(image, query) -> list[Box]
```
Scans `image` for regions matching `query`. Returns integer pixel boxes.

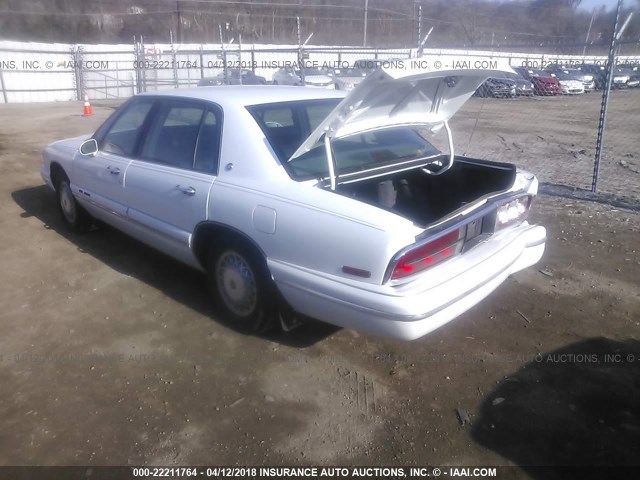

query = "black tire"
[55,175,92,232]
[207,238,275,333]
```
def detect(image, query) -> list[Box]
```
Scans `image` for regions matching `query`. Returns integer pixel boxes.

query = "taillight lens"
[495,196,532,230]
[390,228,463,280]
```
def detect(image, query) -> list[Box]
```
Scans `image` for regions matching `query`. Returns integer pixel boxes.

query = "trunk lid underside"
[289,56,516,161]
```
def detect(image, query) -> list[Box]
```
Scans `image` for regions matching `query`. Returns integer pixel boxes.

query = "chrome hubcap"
[216,251,257,317]
[59,182,76,223]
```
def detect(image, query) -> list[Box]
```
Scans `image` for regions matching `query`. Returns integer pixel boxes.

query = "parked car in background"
[617,67,640,88]
[578,64,607,89]
[580,64,639,89]
[545,66,595,92]
[610,66,631,89]
[513,67,561,95]
[622,62,640,78]
[272,67,334,89]
[198,69,267,86]
[331,67,368,91]
[474,76,516,98]
[40,61,545,340]
[506,71,535,96]
[271,66,302,86]
[552,70,585,94]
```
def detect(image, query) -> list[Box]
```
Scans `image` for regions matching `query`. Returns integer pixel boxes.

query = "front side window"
[249,100,441,181]
[101,100,154,156]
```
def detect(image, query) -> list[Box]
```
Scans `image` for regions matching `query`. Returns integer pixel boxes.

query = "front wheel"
[56,176,92,232]
[207,240,274,333]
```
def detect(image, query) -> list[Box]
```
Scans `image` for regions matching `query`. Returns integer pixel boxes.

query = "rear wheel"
[56,175,92,232]
[207,239,274,333]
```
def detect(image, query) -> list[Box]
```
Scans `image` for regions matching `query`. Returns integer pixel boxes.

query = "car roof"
[138,86,345,107]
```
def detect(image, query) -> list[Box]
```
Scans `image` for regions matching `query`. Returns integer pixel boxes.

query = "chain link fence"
[445,40,640,207]
[0,37,638,206]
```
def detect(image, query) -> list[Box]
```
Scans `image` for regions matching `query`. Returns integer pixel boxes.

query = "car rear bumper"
[270,223,546,340]
[535,85,560,94]
[489,87,514,97]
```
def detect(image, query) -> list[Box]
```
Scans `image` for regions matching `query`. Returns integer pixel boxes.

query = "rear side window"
[141,103,205,169]
[101,100,154,156]
[140,100,222,173]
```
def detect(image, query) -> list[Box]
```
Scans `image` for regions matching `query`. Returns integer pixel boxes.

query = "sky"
[578,0,623,11]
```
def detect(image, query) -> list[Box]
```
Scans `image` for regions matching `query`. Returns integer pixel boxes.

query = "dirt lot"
[0,97,639,475]
[454,89,640,202]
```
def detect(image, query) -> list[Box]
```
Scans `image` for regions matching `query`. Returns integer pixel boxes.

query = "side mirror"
[79,138,98,156]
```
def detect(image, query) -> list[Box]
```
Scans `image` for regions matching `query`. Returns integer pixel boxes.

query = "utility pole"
[363,0,369,47]
[417,3,422,48]
[583,9,596,57]
[297,16,305,85]
[176,1,182,44]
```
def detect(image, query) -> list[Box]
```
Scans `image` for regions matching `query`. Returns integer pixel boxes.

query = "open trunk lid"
[289,56,515,161]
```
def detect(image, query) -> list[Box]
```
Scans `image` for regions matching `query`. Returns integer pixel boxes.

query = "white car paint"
[559,79,585,94]
[41,60,546,340]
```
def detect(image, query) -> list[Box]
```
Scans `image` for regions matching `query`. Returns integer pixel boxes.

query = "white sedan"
[558,78,585,95]
[41,59,546,340]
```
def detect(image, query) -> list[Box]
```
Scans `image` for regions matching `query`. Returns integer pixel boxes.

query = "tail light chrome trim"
[384,194,534,284]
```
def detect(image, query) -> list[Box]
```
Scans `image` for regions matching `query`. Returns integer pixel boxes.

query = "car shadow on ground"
[471,337,640,479]
[12,185,338,347]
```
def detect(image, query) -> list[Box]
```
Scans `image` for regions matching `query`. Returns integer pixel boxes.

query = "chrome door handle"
[107,167,121,175]
[175,185,196,196]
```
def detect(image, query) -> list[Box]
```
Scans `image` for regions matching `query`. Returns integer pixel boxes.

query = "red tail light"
[390,228,463,280]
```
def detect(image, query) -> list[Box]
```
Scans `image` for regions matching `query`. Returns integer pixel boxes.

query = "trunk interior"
[335,157,517,227]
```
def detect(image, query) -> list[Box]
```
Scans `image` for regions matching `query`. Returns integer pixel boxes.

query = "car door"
[73,98,155,219]
[123,98,221,264]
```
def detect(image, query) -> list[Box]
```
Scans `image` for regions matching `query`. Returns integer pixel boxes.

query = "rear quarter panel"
[208,106,420,285]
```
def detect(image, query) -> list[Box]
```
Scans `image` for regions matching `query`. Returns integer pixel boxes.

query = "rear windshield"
[248,99,441,181]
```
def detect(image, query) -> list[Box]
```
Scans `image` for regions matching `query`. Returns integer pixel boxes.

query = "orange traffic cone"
[82,92,93,117]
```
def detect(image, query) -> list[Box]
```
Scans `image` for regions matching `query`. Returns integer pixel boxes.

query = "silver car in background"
[331,67,368,91]
[546,66,594,92]
[272,67,334,89]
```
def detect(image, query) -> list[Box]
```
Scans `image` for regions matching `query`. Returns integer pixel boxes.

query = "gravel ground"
[0,99,638,474]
